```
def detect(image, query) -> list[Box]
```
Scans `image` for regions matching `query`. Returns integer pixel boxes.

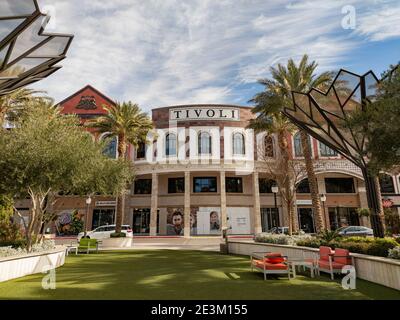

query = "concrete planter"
[101,237,133,248]
[0,247,66,282]
[228,240,400,291]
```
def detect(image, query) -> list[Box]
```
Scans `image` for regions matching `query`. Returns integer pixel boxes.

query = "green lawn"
[1,250,399,300]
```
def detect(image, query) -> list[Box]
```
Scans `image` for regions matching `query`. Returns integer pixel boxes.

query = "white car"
[77,224,133,240]
[337,226,374,237]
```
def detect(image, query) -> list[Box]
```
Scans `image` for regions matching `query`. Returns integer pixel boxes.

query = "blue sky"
[34,0,400,112]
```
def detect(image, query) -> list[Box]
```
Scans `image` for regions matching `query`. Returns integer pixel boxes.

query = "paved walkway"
[54,236,254,251]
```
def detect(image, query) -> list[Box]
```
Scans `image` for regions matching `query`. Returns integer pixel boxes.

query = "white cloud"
[32,0,398,111]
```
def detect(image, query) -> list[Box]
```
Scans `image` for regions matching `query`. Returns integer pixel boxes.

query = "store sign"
[170,107,240,121]
[296,200,312,205]
[95,201,116,207]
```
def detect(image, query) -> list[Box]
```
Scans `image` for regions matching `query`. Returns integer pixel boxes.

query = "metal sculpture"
[0,0,73,95]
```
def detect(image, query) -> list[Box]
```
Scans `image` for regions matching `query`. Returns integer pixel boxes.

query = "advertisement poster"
[166,207,184,235]
[227,207,250,234]
[191,207,221,235]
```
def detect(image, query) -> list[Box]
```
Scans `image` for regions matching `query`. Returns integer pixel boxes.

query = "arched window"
[198,132,212,155]
[103,136,118,159]
[136,142,146,159]
[297,179,310,193]
[166,133,177,156]
[380,174,395,194]
[293,132,303,157]
[233,133,245,155]
[293,132,312,157]
[264,135,274,158]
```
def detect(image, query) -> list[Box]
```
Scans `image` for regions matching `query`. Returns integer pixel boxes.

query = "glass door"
[261,208,280,232]
[132,209,150,234]
[298,208,315,233]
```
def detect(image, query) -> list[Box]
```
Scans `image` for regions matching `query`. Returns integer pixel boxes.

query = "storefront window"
[226,177,243,193]
[132,208,150,234]
[134,179,152,194]
[261,207,279,232]
[328,207,359,230]
[168,178,185,193]
[92,208,115,230]
[259,179,275,193]
[325,178,355,193]
[193,177,217,193]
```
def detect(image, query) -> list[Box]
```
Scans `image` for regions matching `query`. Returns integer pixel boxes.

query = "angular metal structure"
[0,0,73,95]
[283,66,399,237]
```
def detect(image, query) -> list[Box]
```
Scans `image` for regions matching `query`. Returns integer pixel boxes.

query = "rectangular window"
[134,179,152,194]
[193,177,217,193]
[259,179,275,193]
[319,142,338,157]
[136,143,146,159]
[168,178,185,193]
[226,177,243,193]
[325,178,355,193]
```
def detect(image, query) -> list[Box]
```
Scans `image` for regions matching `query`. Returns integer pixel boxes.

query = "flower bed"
[0,240,56,258]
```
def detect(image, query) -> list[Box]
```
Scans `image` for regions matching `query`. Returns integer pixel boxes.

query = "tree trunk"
[374,176,386,235]
[300,130,324,232]
[114,135,127,234]
[277,131,298,234]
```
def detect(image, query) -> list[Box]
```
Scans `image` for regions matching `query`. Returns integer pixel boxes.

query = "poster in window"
[166,207,184,235]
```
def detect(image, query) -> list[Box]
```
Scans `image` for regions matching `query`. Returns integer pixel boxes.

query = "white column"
[220,171,227,232]
[253,172,262,234]
[184,171,191,238]
[150,173,158,236]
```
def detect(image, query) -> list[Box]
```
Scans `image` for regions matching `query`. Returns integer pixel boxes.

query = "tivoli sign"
[170,107,240,121]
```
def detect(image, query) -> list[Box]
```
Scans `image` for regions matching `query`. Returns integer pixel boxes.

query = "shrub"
[388,247,400,260]
[255,233,289,245]
[110,232,126,238]
[296,238,324,248]
[317,229,340,242]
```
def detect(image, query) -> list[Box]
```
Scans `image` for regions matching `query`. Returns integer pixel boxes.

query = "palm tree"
[0,88,51,128]
[250,55,333,233]
[86,101,153,234]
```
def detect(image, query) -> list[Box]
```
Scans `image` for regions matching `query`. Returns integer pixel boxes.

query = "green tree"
[86,101,153,234]
[0,101,134,251]
[249,55,333,233]
[0,88,51,128]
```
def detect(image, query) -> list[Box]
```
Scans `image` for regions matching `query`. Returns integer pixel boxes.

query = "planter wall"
[101,237,133,248]
[0,247,66,283]
[228,241,400,291]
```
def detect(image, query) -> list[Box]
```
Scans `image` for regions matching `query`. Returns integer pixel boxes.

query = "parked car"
[337,226,373,237]
[77,225,133,240]
[268,227,289,235]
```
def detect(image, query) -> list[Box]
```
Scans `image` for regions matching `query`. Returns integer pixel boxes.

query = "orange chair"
[251,252,292,280]
[317,247,355,280]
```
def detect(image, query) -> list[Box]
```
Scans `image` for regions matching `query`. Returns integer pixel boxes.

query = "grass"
[0,250,399,300]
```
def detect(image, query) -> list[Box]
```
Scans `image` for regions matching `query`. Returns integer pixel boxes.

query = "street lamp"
[271,185,279,228]
[320,194,327,230]
[84,196,92,237]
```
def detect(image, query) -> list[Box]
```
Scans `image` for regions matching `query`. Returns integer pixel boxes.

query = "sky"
[34,0,400,112]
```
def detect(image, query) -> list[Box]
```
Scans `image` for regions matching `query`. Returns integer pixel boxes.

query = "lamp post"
[84,196,92,237]
[320,194,327,230]
[271,185,279,229]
